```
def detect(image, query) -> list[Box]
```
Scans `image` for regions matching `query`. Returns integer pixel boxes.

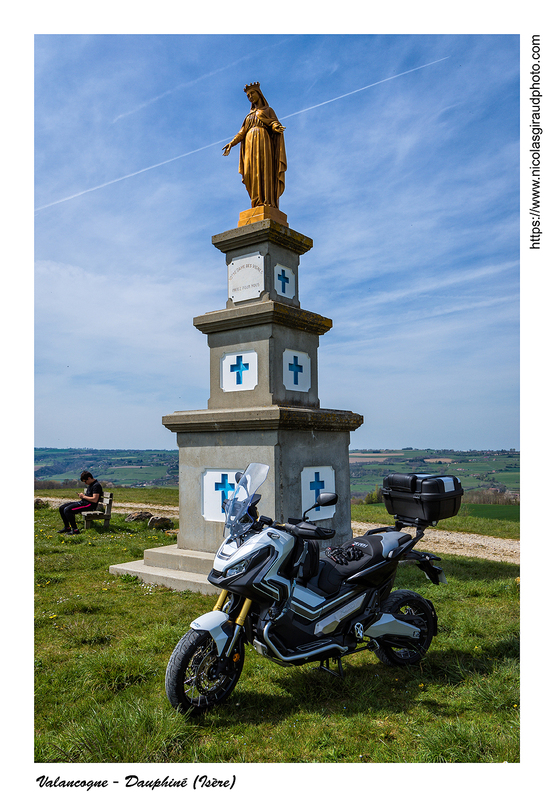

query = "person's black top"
[83,480,103,507]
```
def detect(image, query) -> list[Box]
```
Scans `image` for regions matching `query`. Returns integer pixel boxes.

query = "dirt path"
[352,522,520,564]
[39,497,519,564]
[41,496,180,517]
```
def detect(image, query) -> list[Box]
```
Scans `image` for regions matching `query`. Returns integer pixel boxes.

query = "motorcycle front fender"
[190,610,233,655]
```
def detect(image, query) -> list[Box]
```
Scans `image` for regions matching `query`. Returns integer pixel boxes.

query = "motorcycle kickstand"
[316,657,345,678]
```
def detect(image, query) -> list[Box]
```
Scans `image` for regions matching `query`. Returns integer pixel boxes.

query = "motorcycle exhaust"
[262,621,350,664]
[364,613,421,639]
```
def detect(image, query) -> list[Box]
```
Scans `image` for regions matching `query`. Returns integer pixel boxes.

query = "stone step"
[143,544,214,575]
[108,558,219,595]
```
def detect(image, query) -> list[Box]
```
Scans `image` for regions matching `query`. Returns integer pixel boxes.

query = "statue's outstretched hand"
[272,123,286,133]
[222,143,233,156]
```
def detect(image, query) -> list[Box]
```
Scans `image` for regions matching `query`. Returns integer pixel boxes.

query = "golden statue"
[223,83,287,210]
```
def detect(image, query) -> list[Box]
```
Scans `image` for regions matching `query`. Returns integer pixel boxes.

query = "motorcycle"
[165,463,463,715]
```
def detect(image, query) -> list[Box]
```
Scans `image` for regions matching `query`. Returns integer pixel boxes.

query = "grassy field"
[36,468,173,486]
[350,504,520,540]
[463,504,520,522]
[350,450,520,494]
[34,448,179,487]
[34,503,519,764]
[35,486,180,505]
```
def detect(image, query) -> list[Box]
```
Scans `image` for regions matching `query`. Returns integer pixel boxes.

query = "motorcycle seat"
[316,531,412,595]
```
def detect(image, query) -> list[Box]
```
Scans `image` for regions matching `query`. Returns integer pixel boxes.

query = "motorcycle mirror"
[302,492,338,519]
[316,492,338,507]
[235,471,244,484]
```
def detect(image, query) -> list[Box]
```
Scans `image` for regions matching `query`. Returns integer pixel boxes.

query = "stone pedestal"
[162,406,361,554]
[196,301,330,410]
[110,218,363,593]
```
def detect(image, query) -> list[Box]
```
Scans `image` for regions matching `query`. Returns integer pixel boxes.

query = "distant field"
[35,447,519,494]
[462,504,519,522]
[34,449,178,488]
[45,466,170,485]
[349,449,519,494]
[96,467,169,485]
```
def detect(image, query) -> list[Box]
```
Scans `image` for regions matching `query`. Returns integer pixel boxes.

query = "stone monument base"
[109,544,219,595]
[164,405,362,553]
[110,404,362,594]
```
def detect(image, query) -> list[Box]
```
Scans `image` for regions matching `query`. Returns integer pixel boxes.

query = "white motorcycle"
[166,463,463,715]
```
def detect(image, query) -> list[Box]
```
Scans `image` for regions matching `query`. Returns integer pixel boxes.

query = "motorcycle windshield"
[224,463,270,538]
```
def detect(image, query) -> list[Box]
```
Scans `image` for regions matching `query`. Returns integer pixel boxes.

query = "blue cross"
[215,473,234,511]
[310,472,325,511]
[230,355,249,385]
[288,355,303,385]
[277,268,290,294]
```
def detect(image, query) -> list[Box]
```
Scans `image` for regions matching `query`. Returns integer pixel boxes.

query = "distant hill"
[349,448,520,496]
[34,448,179,487]
[35,446,520,495]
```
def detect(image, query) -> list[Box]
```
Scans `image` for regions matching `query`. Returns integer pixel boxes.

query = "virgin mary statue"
[223,83,287,209]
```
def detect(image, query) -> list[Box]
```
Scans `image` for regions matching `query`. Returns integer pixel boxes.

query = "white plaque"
[221,350,258,392]
[228,252,264,302]
[283,349,311,392]
[274,264,295,299]
[301,466,336,521]
[202,469,238,521]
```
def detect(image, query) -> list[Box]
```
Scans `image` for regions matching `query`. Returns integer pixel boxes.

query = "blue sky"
[34,33,520,451]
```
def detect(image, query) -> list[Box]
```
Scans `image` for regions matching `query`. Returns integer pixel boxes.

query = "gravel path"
[352,522,520,564]
[40,497,519,564]
[42,496,180,517]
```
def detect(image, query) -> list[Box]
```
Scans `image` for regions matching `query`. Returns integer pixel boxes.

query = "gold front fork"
[235,598,252,626]
[221,597,252,659]
[213,591,252,627]
[213,590,229,612]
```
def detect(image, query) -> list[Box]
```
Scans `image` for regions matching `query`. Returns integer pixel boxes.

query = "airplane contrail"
[35,57,449,213]
[280,57,450,119]
[34,140,229,212]
[113,37,295,123]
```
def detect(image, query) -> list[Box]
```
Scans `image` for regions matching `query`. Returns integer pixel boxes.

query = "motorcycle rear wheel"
[374,589,435,666]
[165,629,244,715]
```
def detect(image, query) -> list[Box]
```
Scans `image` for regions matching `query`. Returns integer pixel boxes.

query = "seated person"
[58,471,103,534]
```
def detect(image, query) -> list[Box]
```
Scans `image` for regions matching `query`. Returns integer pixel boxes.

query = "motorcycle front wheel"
[165,629,244,715]
[374,589,436,666]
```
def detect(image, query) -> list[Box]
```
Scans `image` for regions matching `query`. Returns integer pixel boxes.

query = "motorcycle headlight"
[225,557,252,578]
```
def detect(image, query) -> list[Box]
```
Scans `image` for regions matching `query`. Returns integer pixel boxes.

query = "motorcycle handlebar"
[282,522,335,540]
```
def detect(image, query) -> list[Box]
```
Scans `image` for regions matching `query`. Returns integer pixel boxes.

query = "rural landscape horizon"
[35,446,520,498]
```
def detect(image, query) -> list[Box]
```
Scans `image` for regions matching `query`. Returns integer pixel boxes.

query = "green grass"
[34,504,519,763]
[463,504,519,521]
[94,466,170,485]
[35,486,179,504]
[38,467,169,485]
[350,504,520,540]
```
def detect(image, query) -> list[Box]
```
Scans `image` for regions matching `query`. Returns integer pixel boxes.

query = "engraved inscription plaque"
[228,252,264,302]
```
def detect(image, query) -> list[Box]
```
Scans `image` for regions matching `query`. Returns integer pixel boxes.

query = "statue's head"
[244,82,266,106]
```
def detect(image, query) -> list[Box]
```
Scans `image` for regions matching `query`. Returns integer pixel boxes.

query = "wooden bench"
[83,491,113,530]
